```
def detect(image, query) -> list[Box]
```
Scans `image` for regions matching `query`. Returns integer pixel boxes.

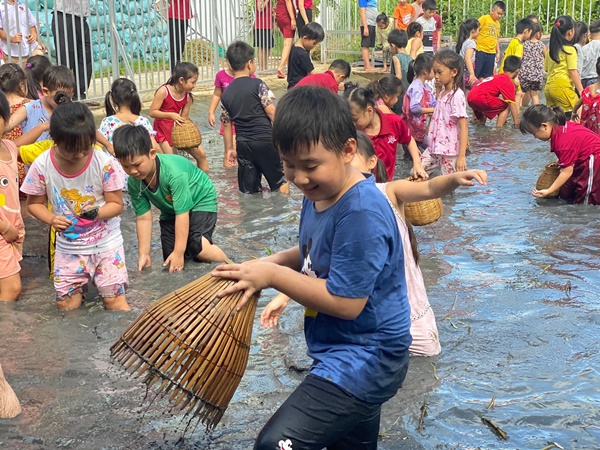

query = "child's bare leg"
[102,295,130,311]
[159,141,174,154]
[522,91,531,107]
[515,90,524,109]
[258,48,268,71]
[496,108,510,127]
[531,90,540,105]
[362,47,376,71]
[196,237,228,263]
[56,292,83,310]
[186,145,209,172]
[0,274,21,301]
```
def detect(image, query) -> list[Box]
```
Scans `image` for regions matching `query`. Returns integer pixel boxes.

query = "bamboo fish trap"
[535,162,561,198]
[404,176,443,226]
[110,271,259,430]
[0,364,22,419]
[172,118,202,150]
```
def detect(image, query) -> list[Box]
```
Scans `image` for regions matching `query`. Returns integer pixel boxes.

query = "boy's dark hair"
[407,52,433,83]
[226,41,255,71]
[0,90,11,122]
[422,0,436,11]
[407,21,423,39]
[302,21,325,42]
[0,63,27,97]
[492,1,506,12]
[549,15,575,63]
[166,62,199,85]
[43,65,76,93]
[589,20,600,34]
[519,104,566,135]
[273,86,356,157]
[376,12,390,25]
[113,124,153,160]
[531,22,542,37]
[25,55,52,100]
[515,18,534,35]
[49,102,96,150]
[368,75,403,100]
[503,55,522,73]
[388,28,408,48]
[105,78,142,116]
[329,59,351,78]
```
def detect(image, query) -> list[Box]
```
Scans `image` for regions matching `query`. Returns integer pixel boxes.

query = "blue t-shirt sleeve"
[326,209,390,299]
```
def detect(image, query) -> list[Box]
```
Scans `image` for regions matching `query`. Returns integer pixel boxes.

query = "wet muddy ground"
[1,87,599,449]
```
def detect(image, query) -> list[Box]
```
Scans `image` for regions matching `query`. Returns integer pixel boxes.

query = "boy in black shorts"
[220,41,289,194]
[287,21,324,89]
[113,125,228,273]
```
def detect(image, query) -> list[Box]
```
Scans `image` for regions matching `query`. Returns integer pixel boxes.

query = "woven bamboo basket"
[110,271,259,430]
[0,364,22,419]
[172,118,202,150]
[535,162,560,198]
[404,176,443,226]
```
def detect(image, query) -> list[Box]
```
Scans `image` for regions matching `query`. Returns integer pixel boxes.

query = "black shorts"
[253,28,274,49]
[254,374,391,450]
[296,8,313,37]
[360,25,376,49]
[159,211,217,261]
[474,50,496,79]
[236,140,286,194]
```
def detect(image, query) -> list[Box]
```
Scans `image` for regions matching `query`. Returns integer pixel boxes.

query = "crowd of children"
[2,5,600,447]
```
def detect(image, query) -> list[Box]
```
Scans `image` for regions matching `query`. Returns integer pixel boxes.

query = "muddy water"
[1,100,600,450]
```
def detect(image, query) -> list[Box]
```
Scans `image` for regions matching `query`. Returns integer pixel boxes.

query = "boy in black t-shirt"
[287,22,325,89]
[220,41,289,194]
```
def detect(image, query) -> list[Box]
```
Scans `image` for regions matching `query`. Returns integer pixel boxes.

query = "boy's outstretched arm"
[136,210,153,271]
[164,211,190,272]
[533,164,572,198]
[213,261,368,320]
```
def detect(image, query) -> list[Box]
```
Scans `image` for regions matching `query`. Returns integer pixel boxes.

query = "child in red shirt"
[521,104,600,205]
[467,55,521,127]
[345,85,426,180]
[295,59,351,93]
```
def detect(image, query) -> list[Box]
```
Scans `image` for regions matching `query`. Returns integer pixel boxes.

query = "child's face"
[383,93,400,108]
[302,38,320,51]
[377,21,389,30]
[180,75,198,93]
[119,151,156,180]
[43,88,74,108]
[432,61,457,87]
[423,8,435,19]
[351,151,377,173]
[523,29,533,40]
[490,7,504,21]
[55,143,93,163]
[281,140,356,204]
[350,104,374,130]
[471,27,480,39]
[398,0,407,5]
[425,68,435,81]
[532,122,552,141]
[509,68,520,80]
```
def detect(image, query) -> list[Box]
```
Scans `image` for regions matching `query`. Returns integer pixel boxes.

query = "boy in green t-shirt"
[113,125,227,273]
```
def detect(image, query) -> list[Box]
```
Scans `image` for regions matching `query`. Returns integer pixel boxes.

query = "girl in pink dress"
[149,62,208,172]
[572,58,600,136]
[522,104,600,204]
[259,132,489,357]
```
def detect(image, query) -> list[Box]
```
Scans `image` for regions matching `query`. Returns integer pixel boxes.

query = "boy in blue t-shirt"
[213,86,411,449]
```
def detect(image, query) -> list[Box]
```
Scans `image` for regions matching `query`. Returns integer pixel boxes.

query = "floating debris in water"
[564,281,571,297]
[35,314,49,321]
[541,442,564,450]
[541,264,552,275]
[481,417,508,440]
[417,402,428,435]
[487,396,496,409]
[431,363,439,380]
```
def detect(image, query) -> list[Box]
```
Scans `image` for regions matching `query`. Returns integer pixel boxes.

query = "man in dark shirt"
[287,22,325,89]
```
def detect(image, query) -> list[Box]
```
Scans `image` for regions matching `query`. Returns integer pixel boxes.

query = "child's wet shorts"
[474,51,496,79]
[236,140,286,194]
[469,96,509,120]
[159,211,217,261]
[0,235,22,279]
[360,25,376,48]
[520,79,542,92]
[54,245,129,300]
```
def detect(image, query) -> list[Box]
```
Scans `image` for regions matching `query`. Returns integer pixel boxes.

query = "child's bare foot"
[102,295,130,311]
[364,67,379,72]
[56,293,83,310]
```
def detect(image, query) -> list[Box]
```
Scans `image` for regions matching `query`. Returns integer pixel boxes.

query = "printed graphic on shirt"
[301,238,318,318]
[53,186,103,241]
[279,439,293,450]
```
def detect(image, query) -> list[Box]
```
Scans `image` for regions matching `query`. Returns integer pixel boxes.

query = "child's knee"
[0,275,22,301]
[102,294,130,311]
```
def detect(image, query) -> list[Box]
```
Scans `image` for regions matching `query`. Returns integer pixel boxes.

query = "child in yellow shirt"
[475,0,505,79]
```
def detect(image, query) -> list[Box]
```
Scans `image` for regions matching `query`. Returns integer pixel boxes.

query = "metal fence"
[320,0,599,63]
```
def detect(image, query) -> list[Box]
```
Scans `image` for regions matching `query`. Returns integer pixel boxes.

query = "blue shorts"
[475,51,496,79]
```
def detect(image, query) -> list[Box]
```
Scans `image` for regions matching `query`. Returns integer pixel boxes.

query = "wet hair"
[376,12,390,26]
[388,29,408,49]
[519,104,566,135]
[0,90,11,122]
[455,18,479,53]
[49,102,96,151]
[301,21,325,42]
[573,21,589,46]
[407,52,433,83]
[273,86,356,157]
[503,55,522,73]
[328,59,351,78]
[589,20,600,35]
[343,84,377,111]
[515,18,534,35]
[113,124,153,159]
[596,56,600,77]
[549,16,575,63]
[368,75,403,103]
[105,78,142,116]
[531,23,542,39]
[407,22,423,39]
[25,55,52,100]
[422,0,436,11]
[42,65,76,93]
[0,63,27,97]
[166,61,199,86]
[226,41,255,71]
[492,1,506,12]
[355,130,420,264]
[433,49,464,91]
